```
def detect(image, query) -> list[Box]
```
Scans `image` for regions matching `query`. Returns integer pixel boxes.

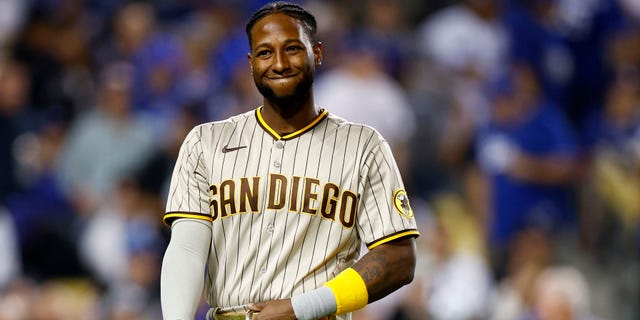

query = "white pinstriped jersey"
[164,107,419,317]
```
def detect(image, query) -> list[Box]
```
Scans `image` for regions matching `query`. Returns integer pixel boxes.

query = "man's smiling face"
[248,13,320,106]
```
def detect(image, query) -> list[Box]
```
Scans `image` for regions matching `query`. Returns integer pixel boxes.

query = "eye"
[286,45,303,53]
[256,49,272,58]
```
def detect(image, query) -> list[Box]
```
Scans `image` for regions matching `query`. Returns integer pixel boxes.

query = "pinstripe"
[276,136,301,298]
[163,109,419,312]
[373,143,408,231]
[308,121,330,289]
[317,120,337,284]
[235,120,260,306]
[208,122,224,306]
[194,153,204,212]
[285,137,309,293]
[174,133,198,209]
[288,136,311,294]
[243,125,265,302]
[359,162,377,238]
[247,127,271,301]
[291,123,316,293]
[169,129,198,207]
[225,118,250,306]
[262,131,286,299]
[219,121,238,307]
[213,121,231,307]
[365,176,385,239]
[326,122,353,277]
[370,145,393,233]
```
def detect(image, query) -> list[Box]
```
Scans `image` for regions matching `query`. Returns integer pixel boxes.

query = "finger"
[248,302,264,311]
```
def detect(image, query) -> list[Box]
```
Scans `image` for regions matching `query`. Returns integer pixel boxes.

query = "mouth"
[266,73,298,80]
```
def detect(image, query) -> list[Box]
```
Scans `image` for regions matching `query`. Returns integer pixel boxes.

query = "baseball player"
[160,2,419,320]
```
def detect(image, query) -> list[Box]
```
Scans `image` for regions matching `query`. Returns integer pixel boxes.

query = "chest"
[203,126,366,228]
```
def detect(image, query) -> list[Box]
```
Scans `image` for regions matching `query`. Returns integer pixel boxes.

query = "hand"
[249,299,296,320]
[477,134,517,174]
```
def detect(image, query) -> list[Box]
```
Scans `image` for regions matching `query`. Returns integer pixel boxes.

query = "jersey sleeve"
[163,126,213,226]
[357,135,420,250]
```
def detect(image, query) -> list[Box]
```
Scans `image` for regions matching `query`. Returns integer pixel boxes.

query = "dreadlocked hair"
[245,1,318,48]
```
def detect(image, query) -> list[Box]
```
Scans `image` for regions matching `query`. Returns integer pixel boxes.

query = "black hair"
[245,1,318,48]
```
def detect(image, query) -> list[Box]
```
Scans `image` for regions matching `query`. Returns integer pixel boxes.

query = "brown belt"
[212,312,258,320]
[208,309,332,320]
[206,308,258,320]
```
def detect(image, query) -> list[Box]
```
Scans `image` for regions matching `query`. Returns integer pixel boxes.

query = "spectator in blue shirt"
[474,62,580,253]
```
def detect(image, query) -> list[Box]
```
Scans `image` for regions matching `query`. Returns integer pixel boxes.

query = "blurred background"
[0,0,639,319]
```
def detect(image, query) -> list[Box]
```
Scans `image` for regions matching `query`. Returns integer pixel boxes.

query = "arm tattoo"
[358,253,385,283]
[352,238,416,303]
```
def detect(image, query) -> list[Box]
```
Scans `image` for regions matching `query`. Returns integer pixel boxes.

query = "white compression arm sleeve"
[161,219,212,319]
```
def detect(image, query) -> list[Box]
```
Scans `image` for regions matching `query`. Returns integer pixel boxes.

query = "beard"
[254,71,314,111]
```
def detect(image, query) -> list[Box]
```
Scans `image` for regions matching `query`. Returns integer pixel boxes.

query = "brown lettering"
[339,191,357,228]
[289,176,301,212]
[320,183,339,220]
[302,178,320,215]
[267,174,287,210]
[239,177,260,213]
[209,184,218,221]
[220,180,236,217]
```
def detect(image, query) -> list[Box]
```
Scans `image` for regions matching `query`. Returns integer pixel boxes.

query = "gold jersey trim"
[163,211,213,227]
[367,229,420,250]
[255,106,329,140]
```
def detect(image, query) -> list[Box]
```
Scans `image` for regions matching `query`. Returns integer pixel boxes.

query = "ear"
[247,53,253,73]
[313,42,323,67]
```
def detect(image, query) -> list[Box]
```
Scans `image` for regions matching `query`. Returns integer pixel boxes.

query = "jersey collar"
[255,106,329,141]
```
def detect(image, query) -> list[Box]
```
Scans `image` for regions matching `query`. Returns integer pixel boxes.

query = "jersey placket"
[259,138,286,279]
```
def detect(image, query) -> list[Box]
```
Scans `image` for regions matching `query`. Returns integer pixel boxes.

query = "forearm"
[161,219,212,319]
[510,154,577,184]
[351,237,417,303]
[255,238,417,320]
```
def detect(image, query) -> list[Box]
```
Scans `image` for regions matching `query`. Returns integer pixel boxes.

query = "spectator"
[357,0,415,80]
[529,266,593,320]
[423,192,493,320]
[6,119,80,280]
[0,0,27,48]
[578,72,640,266]
[0,59,32,202]
[503,0,574,107]
[473,63,580,263]
[416,0,507,203]
[81,179,164,319]
[418,0,507,83]
[314,33,416,176]
[0,208,20,291]
[490,227,553,320]
[56,62,156,215]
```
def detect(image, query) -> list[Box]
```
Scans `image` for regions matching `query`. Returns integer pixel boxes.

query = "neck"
[261,94,320,135]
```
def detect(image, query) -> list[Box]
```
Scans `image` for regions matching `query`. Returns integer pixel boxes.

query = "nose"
[272,50,290,73]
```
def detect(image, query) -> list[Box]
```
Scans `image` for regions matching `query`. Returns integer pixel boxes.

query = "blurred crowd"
[0,0,639,319]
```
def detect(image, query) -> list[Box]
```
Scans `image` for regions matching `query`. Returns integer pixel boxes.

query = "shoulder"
[325,112,388,148]
[179,110,257,150]
[189,109,257,135]
[325,112,378,134]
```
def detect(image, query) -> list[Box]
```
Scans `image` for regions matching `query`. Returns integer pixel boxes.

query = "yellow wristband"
[323,268,368,314]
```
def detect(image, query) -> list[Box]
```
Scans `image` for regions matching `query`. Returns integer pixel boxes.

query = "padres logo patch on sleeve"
[393,189,414,218]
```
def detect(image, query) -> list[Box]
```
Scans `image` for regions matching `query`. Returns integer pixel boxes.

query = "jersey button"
[274,160,281,168]
[267,224,274,233]
[260,266,267,273]
[275,141,284,149]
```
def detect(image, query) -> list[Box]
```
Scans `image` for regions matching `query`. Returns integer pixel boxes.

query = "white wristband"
[291,286,337,320]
